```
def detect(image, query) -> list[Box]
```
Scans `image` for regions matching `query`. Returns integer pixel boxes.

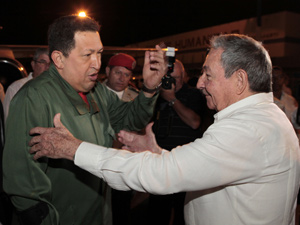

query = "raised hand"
[142,45,168,95]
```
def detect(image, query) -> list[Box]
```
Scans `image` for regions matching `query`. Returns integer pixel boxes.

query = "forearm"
[75,142,174,194]
[172,100,201,129]
[142,90,157,98]
[74,141,224,195]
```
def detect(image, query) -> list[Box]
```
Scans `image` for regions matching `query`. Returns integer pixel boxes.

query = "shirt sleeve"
[3,86,59,225]
[3,85,15,121]
[107,89,158,133]
[74,117,293,195]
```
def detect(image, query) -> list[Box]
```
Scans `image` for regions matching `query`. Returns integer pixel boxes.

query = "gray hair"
[32,48,49,61]
[210,34,272,93]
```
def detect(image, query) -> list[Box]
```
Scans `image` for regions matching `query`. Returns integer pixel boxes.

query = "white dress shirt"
[75,92,300,225]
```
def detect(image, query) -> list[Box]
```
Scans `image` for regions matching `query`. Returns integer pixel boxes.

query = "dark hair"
[272,66,287,82]
[272,66,285,98]
[48,15,100,59]
[210,34,272,93]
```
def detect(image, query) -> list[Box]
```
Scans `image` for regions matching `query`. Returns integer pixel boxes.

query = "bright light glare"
[78,12,86,17]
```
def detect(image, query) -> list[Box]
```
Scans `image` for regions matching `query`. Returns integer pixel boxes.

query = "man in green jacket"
[3,15,166,225]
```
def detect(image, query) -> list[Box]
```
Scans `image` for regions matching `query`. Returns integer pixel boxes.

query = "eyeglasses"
[34,60,50,67]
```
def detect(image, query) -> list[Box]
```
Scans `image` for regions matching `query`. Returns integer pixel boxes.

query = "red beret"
[108,53,136,71]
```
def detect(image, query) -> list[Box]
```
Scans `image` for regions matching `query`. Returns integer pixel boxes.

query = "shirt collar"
[214,92,274,122]
[105,85,124,99]
[103,79,124,99]
[28,72,33,80]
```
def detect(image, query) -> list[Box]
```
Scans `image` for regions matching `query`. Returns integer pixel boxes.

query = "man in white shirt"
[29,34,300,225]
[3,48,50,120]
[271,66,298,121]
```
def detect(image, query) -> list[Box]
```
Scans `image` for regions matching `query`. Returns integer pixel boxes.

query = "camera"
[161,47,176,89]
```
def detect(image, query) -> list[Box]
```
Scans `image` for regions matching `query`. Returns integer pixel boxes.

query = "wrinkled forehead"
[74,31,103,49]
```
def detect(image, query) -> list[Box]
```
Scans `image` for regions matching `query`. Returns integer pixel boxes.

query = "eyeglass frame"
[33,59,50,67]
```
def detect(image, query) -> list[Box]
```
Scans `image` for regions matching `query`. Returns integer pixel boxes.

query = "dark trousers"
[147,192,186,225]
[0,192,13,225]
[111,189,132,225]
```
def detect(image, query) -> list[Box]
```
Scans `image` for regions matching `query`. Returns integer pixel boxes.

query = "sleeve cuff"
[74,142,107,177]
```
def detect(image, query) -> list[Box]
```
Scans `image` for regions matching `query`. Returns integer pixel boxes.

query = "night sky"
[0,0,300,47]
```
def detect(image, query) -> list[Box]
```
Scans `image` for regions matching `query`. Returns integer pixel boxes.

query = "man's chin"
[82,82,97,93]
[114,86,125,92]
[205,96,216,110]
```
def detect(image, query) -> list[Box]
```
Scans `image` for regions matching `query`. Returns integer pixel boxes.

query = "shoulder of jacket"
[128,85,140,94]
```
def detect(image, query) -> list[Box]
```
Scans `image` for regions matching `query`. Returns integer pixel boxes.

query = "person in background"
[29,33,300,225]
[149,59,208,225]
[0,100,13,225]
[272,66,300,140]
[3,48,50,120]
[103,53,141,225]
[282,71,293,96]
[272,66,286,111]
[103,53,139,102]
[3,15,166,225]
[272,66,298,121]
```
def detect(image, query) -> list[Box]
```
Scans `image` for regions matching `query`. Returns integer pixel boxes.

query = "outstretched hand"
[29,113,82,161]
[118,122,162,154]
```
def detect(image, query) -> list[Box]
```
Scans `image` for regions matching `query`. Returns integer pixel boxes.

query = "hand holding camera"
[161,47,176,89]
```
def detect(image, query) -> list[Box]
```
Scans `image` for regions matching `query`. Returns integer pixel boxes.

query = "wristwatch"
[168,98,177,106]
[142,82,161,94]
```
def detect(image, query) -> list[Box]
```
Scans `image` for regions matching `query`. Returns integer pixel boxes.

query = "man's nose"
[92,54,101,70]
[196,75,205,90]
[119,74,126,81]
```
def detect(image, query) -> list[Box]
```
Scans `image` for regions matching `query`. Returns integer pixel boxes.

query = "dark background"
[1,0,300,47]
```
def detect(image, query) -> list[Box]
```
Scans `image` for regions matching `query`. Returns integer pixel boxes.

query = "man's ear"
[235,69,248,95]
[51,51,64,69]
[31,60,35,70]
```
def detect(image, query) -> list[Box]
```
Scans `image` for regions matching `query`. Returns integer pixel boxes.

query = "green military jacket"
[3,64,157,225]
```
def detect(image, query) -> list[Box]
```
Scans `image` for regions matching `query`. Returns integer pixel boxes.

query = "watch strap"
[142,82,161,94]
[168,98,177,106]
